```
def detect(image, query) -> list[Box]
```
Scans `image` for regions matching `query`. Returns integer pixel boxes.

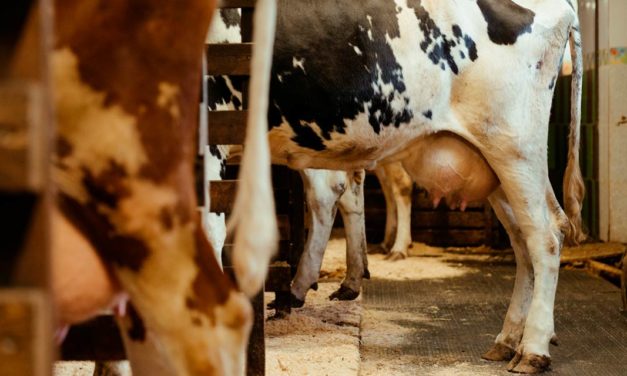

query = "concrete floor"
[359,251,627,375]
[54,239,627,375]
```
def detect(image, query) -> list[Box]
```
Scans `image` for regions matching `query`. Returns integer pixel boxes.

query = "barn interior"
[1,1,627,376]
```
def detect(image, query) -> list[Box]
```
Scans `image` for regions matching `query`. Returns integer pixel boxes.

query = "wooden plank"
[240,7,254,44]
[61,316,125,361]
[207,110,247,145]
[221,241,290,273]
[265,262,291,292]
[411,229,488,246]
[621,253,626,313]
[560,242,626,263]
[365,209,489,229]
[247,292,265,376]
[209,180,292,214]
[221,215,290,243]
[0,82,45,192]
[363,190,485,211]
[218,0,256,8]
[206,43,252,76]
[0,290,51,376]
[586,260,622,278]
[209,180,237,213]
[367,229,490,247]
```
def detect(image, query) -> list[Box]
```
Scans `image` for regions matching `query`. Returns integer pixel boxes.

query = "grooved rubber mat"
[360,263,627,375]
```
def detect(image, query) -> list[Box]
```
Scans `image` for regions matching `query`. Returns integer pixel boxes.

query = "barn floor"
[359,254,627,375]
[54,237,627,375]
[316,236,627,376]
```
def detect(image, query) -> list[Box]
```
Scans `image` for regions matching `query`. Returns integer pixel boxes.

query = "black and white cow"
[261,0,584,373]
[210,1,583,373]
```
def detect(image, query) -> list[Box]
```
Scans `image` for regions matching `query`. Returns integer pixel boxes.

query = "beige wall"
[596,0,627,241]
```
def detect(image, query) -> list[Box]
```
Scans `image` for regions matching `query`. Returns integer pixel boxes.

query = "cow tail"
[227,0,278,297]
[563,19,586,245]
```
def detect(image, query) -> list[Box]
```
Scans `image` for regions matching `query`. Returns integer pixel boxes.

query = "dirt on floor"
[267,234,500,376]
[264,282,361,376]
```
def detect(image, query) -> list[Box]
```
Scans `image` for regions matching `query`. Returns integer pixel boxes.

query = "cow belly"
[52,208,125,326]
[399,132,499,210]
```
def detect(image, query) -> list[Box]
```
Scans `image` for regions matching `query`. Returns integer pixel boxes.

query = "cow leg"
[382,162,413,261]
[290,170,344,305]
[482,188,533,362]
[372,165,397,254]
[331,170,367,301]
[485,163,566,374]
[93,362,130,376]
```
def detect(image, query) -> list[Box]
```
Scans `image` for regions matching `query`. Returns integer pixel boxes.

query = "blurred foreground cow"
[32,0,278,374]
[261,0,584,373]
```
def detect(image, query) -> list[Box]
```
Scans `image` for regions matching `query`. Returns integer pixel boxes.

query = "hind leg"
[331,170,367,301]
[481,158,567,373]
[290,169,344,305]
[383,162,413,261]
[372,165,397,254]
[482,188,533,362]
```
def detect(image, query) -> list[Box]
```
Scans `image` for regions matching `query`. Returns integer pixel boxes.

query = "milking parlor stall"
[1,0,627,375]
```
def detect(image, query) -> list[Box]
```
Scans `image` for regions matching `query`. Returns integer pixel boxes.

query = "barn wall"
[597,0,627,242]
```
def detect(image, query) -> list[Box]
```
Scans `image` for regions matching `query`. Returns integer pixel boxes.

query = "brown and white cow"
[13,0,278,374]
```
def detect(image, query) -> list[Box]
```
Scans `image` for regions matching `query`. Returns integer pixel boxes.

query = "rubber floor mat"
[360,262,627,375]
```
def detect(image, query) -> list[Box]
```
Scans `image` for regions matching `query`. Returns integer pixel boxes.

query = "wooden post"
[621,252,627,314]
[0,1,54,375]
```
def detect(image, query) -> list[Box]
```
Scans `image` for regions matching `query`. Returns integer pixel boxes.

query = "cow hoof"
[266,299,277,310]
[310,282,319,291]
[550,334,559,346]
[508,353,551,374]
[267,310,289,321]
[481,343,515,361]
[266,293,305,310]
[384,251,407,261]
[290,293,305,308]
[368,243,388,255]
[329,285,360,301]
[363,268,371,279]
